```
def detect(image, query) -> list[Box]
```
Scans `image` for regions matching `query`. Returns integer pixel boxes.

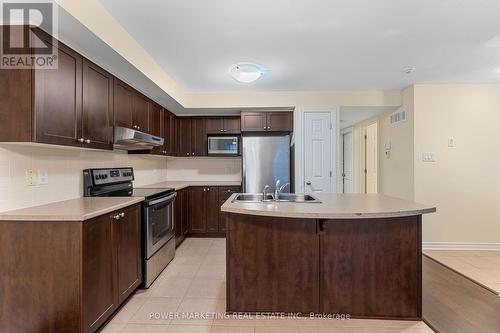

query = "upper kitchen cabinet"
[240,111,293,132]
[82,59,114,150]
[150,103,164,154]
[0,27,113,150]
[163,110,176,155]
[206,117,241,134]
[177,117,192,156]
[33,32,83,147]
[191,117,206,156]
[113,79,135,129]
[133,93,151,133]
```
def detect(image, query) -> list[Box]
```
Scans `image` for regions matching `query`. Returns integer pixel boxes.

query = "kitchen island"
[221,193,436,320]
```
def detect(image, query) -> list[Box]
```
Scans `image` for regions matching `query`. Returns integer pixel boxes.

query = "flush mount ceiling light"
[229,63,265,83]
[402,66,416,74]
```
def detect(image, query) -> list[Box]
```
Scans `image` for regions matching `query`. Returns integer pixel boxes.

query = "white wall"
[0,144,167,212]
[413,84,500,244]
[165,157,241,182]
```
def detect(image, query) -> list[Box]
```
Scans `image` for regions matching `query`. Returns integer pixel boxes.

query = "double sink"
[232,193,321,203]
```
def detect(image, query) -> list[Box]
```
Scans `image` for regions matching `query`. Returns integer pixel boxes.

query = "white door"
[342,131,354,193]
[304,112,333,193]
[365,122,378,193]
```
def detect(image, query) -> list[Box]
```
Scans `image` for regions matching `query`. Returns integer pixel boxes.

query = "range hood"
[114,127,164,150]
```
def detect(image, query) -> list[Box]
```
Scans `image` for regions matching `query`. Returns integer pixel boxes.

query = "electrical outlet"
[422,152,436,162]
[37,169,48,185]
[25,169,36,186]
[448,137,455,147]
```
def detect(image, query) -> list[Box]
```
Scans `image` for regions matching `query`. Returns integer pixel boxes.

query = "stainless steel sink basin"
[232,193,321,203]
[275,193,321,203]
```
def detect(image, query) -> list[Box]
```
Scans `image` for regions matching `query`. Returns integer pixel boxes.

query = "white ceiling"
[98,0,500,92]
[340,106,396,129]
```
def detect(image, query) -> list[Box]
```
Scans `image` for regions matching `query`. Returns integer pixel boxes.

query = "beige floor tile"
[171,298,220,325]
[162,263,201,279]
[299,328,344,333]
[343,327,433,333]
[195,263,226,279]
[109,296,147,323]
[295,317,346,327]
[167,325,212,333]
[185,279,226,299]
[151,278,193,298]
[485,283,500,293]
[121,323,169,333]
[100,323,125,333]
[460,256,500,269]
[129,297,182,324]
[213,313,256,327]
[210,326,255,333]
[203,255,227,265]
[172,256,206,266]
[256,326,300,333]
[254,318,298,327]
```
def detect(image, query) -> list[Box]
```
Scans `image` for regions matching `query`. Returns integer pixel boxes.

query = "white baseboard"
[423,242,500,251]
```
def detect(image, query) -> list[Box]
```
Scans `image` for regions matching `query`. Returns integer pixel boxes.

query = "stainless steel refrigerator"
[242,135,292,193]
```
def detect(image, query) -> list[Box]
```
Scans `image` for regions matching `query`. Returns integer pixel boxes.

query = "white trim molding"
[423,242,500,251]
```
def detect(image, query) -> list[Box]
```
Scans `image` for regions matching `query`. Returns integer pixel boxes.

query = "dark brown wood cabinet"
[188,187,207,233]
[33,31,83,147]
[206,117,241,134]
[82,59,113,150]
[113,79,135,129]
[320,217,421,319]
[191,117,207,156]
[133,93,150,133]
[175,188,189,247]
[163,111,176,155]
[241,111,293,132]
[218,186,240,232]
[205,187,219,233]
[0,203,142,333]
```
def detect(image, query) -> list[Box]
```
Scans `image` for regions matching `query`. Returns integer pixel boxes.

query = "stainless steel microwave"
[207,136,239,155]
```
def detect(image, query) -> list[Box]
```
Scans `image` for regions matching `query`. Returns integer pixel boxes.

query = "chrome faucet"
[262,184,271,201]
[275,180,291,201]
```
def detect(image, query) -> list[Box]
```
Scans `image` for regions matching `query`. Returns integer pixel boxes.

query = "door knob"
[77,138,84,143]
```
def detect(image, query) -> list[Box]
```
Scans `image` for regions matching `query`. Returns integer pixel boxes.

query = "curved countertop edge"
[0,197,145,222]
[221,193,437,219]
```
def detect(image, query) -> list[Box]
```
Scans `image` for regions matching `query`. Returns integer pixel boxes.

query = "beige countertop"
[0,197,144,222]
[140,180,241,190]
[221,193,436,219]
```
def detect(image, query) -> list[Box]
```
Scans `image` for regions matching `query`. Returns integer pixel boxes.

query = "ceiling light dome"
[229,62,265,83]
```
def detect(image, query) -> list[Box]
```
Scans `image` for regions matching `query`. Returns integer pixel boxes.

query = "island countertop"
[221,193,436,219]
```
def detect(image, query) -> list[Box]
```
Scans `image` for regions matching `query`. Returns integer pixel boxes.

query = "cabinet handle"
[207,188,210,191]
[119,212,125,218]
[77,138,84,143]
[203,188,206,192]
[220,129,223,132]
[85,139,91,144]
[113,214,120,221]
[317,220,326,235]
[268,126,271,130]
[137,126,141,130]
[186,152,189,156]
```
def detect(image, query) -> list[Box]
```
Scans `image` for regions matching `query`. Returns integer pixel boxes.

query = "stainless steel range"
[83,167,175,288]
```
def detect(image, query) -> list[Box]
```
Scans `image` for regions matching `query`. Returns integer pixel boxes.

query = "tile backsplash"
[165,156,241,182]
[0,143,168,212]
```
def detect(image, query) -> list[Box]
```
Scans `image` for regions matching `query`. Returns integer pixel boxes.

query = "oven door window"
[147,200,174,256]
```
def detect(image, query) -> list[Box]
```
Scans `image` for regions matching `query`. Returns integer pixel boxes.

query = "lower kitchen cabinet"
[188,187,207,233]
[0,203,142,333]
[218,186,240,233]
[174,188,189,247]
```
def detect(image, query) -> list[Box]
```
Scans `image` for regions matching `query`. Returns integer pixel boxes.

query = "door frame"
[361,121,378,193]
[340,127,354,193]
[300,108,338,193]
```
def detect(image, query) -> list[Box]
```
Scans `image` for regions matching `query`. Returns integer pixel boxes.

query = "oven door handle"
[145,193,176,206]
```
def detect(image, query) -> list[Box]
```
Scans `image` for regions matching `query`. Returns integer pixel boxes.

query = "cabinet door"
[218,186,240,233]
[163,111,175,155]
[206,118,224,134]
[188,187,206,233]
[177,117,192,156]
[114,204,142,303]
[181,189,189,236]
[150,103,164,154]
[240,112,266,132]
[133,93,150,133]
[266,112,293,132]
[113,79,134,129]
[174,189,184,246]
[33,33,82,147]
[191,117,206,156]
[320,217,421,318]
[82,59,113,150]
[223,117,241,134]
[205,186,219,233]
[83,213,117,332]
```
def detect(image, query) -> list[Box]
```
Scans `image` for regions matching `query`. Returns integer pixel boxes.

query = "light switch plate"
[37,169,48,185]
[422,152,436,162]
